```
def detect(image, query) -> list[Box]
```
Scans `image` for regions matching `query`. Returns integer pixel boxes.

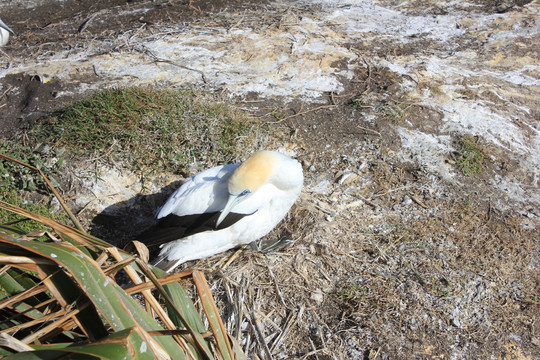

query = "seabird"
[138,150,303,272]
[0,18,14,47]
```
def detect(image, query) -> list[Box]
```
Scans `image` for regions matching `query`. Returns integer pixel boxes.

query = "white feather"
[156,164,239,218]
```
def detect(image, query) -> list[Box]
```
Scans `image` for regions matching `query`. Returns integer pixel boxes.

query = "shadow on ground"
[89,180,183,249]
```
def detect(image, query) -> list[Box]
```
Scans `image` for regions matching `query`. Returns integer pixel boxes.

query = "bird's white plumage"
[151,150,303,271]
[0,18,14,47]
[156,164,239,218]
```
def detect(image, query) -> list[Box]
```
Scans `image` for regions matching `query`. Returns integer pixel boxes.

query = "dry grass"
[176,153,539,359]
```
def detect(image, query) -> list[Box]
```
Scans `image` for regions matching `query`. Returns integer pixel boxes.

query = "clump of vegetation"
[0,142,64,192]
[31,87,259,176]
[453,134,484,176]
[351,95,368,109]
[0,144,68,235]
[0,155,246,359]
[336,282,369,301]
[0,189,68,235]
[456,88,477,100]
[380,103,407,123]
[430,277,450,298]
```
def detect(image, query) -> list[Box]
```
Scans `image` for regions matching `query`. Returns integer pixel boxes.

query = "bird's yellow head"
[228,151,274,196]
[216,151,274,227]
[217,150,301,227]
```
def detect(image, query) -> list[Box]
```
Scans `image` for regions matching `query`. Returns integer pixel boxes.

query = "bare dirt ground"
[1,0,539,359]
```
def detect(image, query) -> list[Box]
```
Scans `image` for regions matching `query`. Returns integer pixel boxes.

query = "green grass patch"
[0,142,64,193]
[30,87,260,176]
[336,282,369,301]
[0,189,68,235]
[454,134,484,176]
[0,142,68,236]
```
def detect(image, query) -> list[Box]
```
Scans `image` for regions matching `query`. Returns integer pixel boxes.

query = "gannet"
[0,18,14,47]
[138,150,303,272]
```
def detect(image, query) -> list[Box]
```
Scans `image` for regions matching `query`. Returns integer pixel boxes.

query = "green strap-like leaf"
[151,267,206,333]
[3,351,98,359]
[8,240,136,331]
[0,238,186,357]
[0,270,28,296]
[112,281,186,359]
[0,269,49,322]
[40,264,109,341]
[137,260,215,359]
[230,335,248,360]
[0,225,25,237]
[25,328,157,360]
[9,328,148,360]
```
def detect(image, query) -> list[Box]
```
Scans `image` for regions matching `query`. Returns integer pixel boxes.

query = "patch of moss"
[454,134,484,176]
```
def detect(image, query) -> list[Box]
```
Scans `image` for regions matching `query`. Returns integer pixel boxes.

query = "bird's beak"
[216,194,242,227]
[0,19,14,35]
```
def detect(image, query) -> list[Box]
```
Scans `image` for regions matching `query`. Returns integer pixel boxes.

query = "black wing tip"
[151,254,183,273]
[136,211,253,247]
[136,211,254,269]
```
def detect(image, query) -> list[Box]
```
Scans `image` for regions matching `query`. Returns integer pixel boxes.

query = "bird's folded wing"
[156,164,239,218]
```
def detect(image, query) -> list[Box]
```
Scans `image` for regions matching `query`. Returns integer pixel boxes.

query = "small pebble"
[311,292,324,304]
[402,195,413,205]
